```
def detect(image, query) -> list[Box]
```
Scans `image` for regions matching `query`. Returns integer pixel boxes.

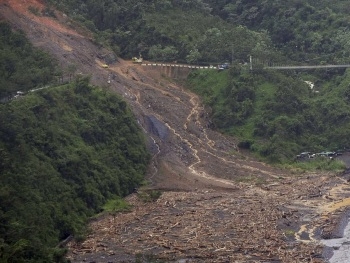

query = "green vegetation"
[137,190,162,203]
[45,0,350,66]
[0,23,150,262]
[0,22,57,98]
[40,0,350,164]
[45,0,274,63]
[187,67,350,163]
[3,0,350,259]
[0,77,150,262]
[284,229,296,237]
[103,197,131,213]
[204,0,350,64]
[39,0,350,166]
[288,158,346,173]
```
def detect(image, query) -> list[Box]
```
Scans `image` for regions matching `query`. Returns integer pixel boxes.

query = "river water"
[322,212,350,263]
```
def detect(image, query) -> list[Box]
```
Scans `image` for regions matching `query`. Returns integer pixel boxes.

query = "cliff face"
[0,1,346,262]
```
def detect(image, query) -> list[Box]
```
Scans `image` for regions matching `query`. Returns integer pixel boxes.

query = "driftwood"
[56,235,73,248]
[66,174,343,263]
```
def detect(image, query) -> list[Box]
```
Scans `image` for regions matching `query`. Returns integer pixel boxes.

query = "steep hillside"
[186,66,350,163]
[1,1,350,262]
[0,78,149,262]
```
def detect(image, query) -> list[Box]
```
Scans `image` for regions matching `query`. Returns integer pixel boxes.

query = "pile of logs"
[68,177,332,262]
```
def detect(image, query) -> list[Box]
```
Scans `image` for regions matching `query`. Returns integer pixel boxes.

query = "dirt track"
[2,1,350,262]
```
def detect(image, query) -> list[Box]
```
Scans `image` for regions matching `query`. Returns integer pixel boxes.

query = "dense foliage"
[38,0,350,162]
[203,0,350,63]
[1,1,350,262]
[44,0,275,64]
[0,22,150,262]
[44,0,350,66]
[0,77,150,262]
[0,22,57,99]
[187,66,350,162]
[10,0,350,162]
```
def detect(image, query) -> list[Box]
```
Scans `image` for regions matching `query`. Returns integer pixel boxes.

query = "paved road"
[265,65,350,70]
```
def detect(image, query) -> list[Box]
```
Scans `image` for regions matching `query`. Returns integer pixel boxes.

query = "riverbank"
[322,208,350,262]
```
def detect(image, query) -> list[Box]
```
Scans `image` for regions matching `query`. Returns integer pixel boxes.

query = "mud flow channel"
[322,211,350,263]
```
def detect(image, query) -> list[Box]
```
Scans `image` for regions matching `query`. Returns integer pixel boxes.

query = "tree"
[161,45,178,61]
[186,49,201,64]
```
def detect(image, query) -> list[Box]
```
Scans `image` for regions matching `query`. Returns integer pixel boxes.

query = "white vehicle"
[132,55,143,64]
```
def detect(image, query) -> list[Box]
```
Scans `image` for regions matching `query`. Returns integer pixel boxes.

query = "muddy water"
[317,179,350,263]
[321,155,350,262]
[321,211,350,263]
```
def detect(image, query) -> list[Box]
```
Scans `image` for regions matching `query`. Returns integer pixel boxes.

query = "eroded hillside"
[1,1,350,262]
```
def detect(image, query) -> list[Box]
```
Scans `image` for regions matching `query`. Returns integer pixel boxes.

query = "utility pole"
[250,55,253,71]
[231,46,234,65]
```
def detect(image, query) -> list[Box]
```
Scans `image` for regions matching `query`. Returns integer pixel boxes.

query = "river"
[322,211,350,263]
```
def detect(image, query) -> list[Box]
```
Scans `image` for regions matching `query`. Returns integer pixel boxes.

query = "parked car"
[315,151,336,160]
[296,152,311,159]
[218,63,230,70]
[335,150,344,156]
[317,151,335,157]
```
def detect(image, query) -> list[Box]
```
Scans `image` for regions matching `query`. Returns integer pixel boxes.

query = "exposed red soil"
[1,1,350,262]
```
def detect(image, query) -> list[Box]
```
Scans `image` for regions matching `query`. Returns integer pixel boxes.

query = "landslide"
[1,1,350,262]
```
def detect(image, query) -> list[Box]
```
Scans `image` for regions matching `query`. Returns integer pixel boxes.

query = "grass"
[254,82,276,108]
[138,190,162,202]
[28,6,41,16]
[187,69,228,94]
[102,197,131,213]
[284,229,296,237]
[284,157,346,173]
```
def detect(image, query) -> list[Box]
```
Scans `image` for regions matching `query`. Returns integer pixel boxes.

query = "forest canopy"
[0,24,150,262]
[45,0,350,65]
[187,66,350,163]
[0,22,57,98]
[0,77,150,262]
